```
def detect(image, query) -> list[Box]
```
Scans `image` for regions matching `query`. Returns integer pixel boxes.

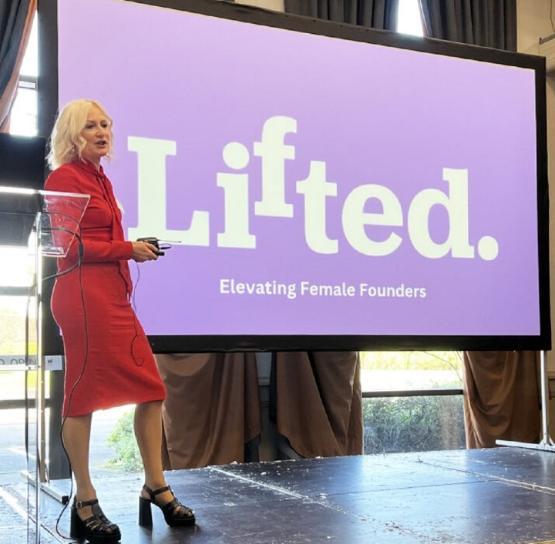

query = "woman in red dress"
[46,99,195,543]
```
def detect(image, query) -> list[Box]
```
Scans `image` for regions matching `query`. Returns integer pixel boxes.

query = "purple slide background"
[57,0,539,336]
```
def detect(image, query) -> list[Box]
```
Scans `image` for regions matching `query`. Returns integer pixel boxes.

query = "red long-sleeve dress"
[45,159,166,417]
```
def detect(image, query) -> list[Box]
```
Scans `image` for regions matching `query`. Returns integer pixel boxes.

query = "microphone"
[136,237,173,257]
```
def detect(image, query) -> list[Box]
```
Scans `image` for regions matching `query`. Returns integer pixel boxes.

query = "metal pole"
[539,350,555,447]
[34,214,42,543]
[497,350,555,451]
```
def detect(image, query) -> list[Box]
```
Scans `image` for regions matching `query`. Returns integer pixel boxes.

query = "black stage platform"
[15,447,555,543]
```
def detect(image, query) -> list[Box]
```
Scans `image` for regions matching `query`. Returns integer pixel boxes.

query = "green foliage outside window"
[363,395,465,454]
[361,351,463,373]
[106,410,142,472]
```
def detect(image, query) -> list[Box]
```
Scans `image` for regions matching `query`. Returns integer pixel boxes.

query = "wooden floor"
[8,447,555,543]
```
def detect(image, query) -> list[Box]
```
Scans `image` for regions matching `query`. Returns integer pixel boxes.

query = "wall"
[517,0,554,52]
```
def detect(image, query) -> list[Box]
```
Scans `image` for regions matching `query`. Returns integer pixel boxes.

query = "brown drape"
[156,353,261,468]
[0,0,35,132]
[274,351,363,457]
[463,351,540,448]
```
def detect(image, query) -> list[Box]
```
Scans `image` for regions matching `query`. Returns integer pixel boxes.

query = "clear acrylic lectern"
[0,186,89,544]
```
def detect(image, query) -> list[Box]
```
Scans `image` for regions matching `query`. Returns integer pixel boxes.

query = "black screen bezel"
[38,0,550,353]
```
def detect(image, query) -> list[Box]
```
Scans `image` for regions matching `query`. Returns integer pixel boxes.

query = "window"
[9,15,38,136]
[360,351,465,454]
[397,0,424,37]
[1,15,39,407]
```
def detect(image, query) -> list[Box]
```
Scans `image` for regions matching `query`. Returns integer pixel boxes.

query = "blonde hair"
[47,99,113,169]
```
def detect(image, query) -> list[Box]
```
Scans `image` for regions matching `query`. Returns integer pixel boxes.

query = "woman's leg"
[134,401,174,504]
[135,401,194,524]
[134,401,164,484]
[62,414,96,517]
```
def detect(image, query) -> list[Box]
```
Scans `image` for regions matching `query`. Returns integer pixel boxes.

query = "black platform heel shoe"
[70,498,121,543]
[138,484,196,528]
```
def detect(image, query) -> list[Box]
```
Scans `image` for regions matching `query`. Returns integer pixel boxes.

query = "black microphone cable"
[15,216,83,540]
[23,275,33,538]
[38,223,86,540]
[129,261,144,367]
[129,239,168,367]
[52,234,87,540]
[42,226,84,281]
[40,219,155,536]
[21,222,82,536]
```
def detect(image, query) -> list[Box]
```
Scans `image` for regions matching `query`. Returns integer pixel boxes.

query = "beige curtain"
[463,351,540,448]
[274,351,363,457]
[156,353,261,468]
[0,0,35,132]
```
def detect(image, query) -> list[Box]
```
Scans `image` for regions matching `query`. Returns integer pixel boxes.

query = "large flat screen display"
[41,0,550,351]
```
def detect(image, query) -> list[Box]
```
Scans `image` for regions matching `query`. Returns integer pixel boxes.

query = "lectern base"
[22,470,70,505]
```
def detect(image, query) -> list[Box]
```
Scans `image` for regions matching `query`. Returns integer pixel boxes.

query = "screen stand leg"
[496,350,555,452]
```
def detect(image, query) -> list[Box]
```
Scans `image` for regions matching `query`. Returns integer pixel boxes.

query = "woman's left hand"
[131,241,158,262]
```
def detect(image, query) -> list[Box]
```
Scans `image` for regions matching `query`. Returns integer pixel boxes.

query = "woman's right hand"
[131,241,159,262]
